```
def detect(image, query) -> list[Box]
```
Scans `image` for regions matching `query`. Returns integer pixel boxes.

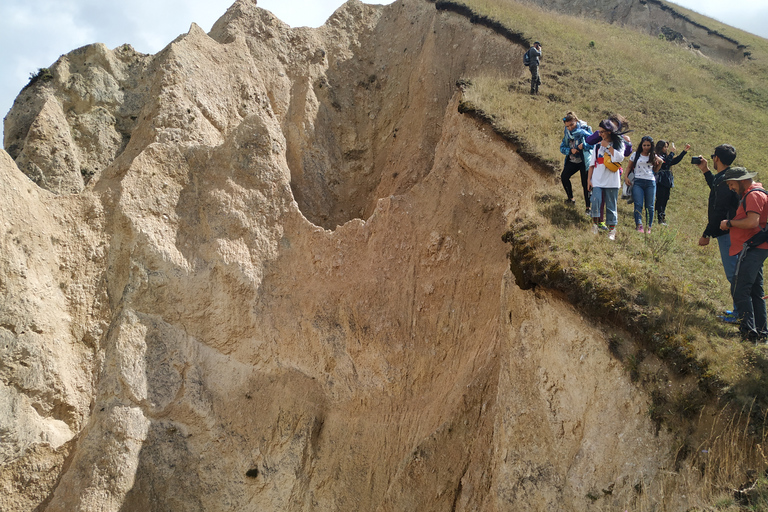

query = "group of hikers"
[559,112,689,237]
[558,110,768,342]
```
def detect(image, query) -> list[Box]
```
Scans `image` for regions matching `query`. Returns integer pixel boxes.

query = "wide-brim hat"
[722,166,757,181]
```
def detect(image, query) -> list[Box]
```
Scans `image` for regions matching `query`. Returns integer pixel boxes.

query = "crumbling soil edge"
[430,0,749,59]
[428,0,531,48]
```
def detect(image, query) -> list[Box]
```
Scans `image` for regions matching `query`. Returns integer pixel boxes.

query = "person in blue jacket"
[559,111,594,212]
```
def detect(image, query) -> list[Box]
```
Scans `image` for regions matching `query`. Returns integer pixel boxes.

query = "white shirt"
[590,143,625,188]
[629,152,656,181]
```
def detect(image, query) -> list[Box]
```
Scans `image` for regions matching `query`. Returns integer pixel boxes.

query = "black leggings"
[656,185,671,222]
[561,157,589,208]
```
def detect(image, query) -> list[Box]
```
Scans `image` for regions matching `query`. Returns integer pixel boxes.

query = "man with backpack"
[524,41,542,95]
[719,167,768,342]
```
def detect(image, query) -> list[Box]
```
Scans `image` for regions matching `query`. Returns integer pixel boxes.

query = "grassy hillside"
[446,0,768,506]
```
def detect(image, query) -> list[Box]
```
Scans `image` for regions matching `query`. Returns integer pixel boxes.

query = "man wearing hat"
[719,167,768,341]
[526,41,542,95]
[697,144,740,322]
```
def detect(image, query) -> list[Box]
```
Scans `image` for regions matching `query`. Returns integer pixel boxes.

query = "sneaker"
[626,198,634,205]
[608,228,616,241]
[660,222,668,227]
[598,222,609,231]
[718,312,740,324]
[565,198,576,204]
[636,225,644,233]
[646,227,652,234]
[585,208,591,216]
[592,223,599,235]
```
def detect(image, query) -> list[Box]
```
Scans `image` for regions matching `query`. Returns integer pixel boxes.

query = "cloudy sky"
[1,0,766,141]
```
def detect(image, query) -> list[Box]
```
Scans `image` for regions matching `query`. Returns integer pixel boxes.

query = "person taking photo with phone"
[697,144,740,323]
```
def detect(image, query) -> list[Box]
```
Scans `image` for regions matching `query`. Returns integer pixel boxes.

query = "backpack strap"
[739,188,768,215]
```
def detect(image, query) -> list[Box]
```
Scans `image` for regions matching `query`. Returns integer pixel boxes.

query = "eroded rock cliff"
[1,0,682,510]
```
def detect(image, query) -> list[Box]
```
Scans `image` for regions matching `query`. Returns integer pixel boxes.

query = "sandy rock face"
[2,0,677,510]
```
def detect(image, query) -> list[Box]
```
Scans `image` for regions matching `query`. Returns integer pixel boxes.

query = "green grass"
[448,0,768,507]
[459,0,768,401]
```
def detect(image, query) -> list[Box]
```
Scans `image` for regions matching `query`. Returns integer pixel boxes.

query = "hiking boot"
[608,228,616,241]
[741,330,767,343]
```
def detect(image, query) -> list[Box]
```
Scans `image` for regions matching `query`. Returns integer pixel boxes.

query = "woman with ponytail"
[654,140,690,226]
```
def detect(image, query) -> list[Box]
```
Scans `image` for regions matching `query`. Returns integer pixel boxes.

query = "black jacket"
[657,151,687,188]
[703,167,740,238]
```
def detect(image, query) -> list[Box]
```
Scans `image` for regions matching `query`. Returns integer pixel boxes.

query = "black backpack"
[523,49,531,67]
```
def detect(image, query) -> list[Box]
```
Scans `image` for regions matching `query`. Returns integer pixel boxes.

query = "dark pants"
[656,185,671,223]
[733,247,768,340]
[561,157,589,208]
[529,65,540,93]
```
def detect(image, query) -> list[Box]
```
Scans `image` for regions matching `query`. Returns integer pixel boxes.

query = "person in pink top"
[719,167,768,342]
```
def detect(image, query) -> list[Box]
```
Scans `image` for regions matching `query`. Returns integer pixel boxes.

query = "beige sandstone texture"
[2,0,684,510]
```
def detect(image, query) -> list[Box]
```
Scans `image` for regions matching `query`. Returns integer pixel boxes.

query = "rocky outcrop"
[518,0,748,61]
[1,0,685,510]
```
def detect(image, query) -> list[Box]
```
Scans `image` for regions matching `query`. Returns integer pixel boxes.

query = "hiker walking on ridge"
[587,119,626,241]
[719,167,768,342]
[697,144,740,323]
[654,140,690,226]
[525,41,542,95]
[559,111,593,212]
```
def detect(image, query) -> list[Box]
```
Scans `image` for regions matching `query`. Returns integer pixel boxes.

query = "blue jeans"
[733,248,768,339]
[717,234,739,314]
[591,187,618,226]
[632,178,656,228]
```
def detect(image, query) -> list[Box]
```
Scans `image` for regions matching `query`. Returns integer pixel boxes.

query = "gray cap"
[722,166,757,181]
